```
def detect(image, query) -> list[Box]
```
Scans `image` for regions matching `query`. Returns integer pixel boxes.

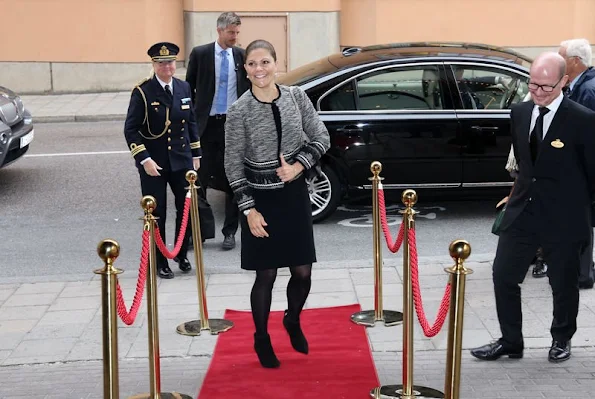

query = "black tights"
[251,264,312,335]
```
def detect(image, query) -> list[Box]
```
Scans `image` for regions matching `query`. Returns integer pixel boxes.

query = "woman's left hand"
[193,158,201,170]
[276,154,304,182]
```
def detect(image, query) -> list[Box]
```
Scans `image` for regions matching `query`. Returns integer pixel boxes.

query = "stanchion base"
[129,392,192,399]
[370,385,444,398]
[351,310,403,327]
[176,318,234,336]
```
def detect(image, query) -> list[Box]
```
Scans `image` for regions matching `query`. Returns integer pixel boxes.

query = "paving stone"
[0,305,48,321]
[2,293,58,307]
[13,282,65,295]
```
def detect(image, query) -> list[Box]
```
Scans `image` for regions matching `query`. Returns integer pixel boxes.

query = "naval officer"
[124,41,201,279]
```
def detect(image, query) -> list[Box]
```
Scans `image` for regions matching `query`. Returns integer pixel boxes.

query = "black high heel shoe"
[253,333,280,368]
[283,311,309,354]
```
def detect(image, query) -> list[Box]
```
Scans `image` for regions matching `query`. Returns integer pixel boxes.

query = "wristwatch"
[243,208,252,216]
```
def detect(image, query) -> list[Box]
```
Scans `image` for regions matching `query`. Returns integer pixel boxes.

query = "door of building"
[236,15,288,73]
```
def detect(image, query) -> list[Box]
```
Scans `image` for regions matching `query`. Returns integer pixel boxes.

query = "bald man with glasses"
[471,52,595,364]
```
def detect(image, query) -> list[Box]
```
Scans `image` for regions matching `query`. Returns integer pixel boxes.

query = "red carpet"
[197,304,380,399]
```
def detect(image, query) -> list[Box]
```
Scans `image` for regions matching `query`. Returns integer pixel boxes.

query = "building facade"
[2,0,595,93]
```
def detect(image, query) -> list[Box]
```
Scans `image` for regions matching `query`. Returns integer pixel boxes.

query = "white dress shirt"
[155,75,173,95]
[209,41,238,116]
[528,92,564,140]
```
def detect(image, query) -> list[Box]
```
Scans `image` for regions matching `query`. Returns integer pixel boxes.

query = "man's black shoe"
[548,340,571,363]
[579,278,594,289]
[470,341,523,361]
[222,234,236,250]
[532,261,548,278]
[158,265,174,279]
[174,257,192,273]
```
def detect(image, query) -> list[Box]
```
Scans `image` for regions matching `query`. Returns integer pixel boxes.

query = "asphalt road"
[0,121,500,282]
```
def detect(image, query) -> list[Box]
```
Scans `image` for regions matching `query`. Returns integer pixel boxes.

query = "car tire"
[307,164,341,223]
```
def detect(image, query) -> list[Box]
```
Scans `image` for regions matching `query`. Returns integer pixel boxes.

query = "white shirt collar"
[570,69,586,90]
[155,75,173,94]
[215,41,232,56]
[534,91,564,116]
[529,92,564,138]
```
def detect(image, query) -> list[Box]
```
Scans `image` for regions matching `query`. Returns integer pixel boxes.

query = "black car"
[0,86,34,169]
[277,42,532,222]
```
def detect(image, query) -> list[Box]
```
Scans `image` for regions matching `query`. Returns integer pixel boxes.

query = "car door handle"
[337,125,363,134]
[471,126,499,132]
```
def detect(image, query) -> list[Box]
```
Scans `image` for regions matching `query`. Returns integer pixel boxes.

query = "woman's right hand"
[247,209,269,238]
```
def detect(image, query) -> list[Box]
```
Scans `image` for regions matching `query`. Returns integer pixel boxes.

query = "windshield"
[277,57,338,86]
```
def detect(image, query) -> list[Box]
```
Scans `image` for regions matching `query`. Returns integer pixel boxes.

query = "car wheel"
[307,164,341,223]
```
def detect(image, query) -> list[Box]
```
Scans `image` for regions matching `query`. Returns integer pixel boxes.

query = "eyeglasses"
[528,76,563,93]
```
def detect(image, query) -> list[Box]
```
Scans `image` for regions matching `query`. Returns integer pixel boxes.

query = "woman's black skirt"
[240,175,316,270]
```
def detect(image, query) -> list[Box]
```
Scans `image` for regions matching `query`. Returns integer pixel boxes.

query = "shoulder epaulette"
[130,77,150,95]
[136,77,150,86]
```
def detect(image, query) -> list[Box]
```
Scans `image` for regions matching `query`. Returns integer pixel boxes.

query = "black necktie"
[529,106,550,164]
[164,84,173,102]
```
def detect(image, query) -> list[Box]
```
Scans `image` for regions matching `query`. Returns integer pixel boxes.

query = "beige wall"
[4,0,595,93]
[183,0,341,12]
[0,0,184,62]
[341,0,595,47]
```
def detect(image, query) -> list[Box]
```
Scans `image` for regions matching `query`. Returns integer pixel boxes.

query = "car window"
[356,67,444,111]
[319,81,357,111]
[320,66,444,111]
[451,65,529,110]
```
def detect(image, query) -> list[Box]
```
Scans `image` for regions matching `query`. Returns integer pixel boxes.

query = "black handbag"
[194,177,215,240]
[197,195,215,240]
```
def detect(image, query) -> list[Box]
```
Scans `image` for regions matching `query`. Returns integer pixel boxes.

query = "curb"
[35,114,126,123]
[0,254,495,285]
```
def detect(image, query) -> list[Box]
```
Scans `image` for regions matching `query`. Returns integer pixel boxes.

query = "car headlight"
[23,109,32,125]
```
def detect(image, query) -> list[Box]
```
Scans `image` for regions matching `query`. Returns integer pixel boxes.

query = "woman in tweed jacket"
[224,39,330,368]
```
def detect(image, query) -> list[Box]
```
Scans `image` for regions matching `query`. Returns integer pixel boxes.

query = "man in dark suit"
[559,38,595,288]
[124,42,201,279]
[186,11,251,250]
[470,52,595,363]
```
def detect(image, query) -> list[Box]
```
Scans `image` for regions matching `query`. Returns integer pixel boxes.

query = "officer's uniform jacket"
[124,75,201,171]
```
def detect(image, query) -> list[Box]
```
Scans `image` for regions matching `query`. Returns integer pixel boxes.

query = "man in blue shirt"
[186,12,251,250]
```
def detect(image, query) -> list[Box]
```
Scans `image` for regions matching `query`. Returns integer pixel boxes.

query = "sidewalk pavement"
[2,255,595,398]
[20,92,130,123]
[20,68,186,124]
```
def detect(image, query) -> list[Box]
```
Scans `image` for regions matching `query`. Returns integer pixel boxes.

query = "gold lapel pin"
[551,139,564,149]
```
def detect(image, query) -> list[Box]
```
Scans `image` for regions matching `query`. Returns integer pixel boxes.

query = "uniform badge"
[550,139,564,149]
[181,105,190,110]
[151,102,160,106]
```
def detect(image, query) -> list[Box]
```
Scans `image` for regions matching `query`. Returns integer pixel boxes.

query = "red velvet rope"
[155,195,192,259]
[409,227,451,337]
[115,229,150,326]
[378,189,405,253]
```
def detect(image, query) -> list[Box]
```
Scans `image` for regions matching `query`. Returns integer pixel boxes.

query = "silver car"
[0,86,34,168]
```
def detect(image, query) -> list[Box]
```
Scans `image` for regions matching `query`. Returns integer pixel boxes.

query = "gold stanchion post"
[351,161,403,327]
[94,239,123,399]
[371,190,444,398]
[131,196,192,399]
[177,171,233,336]
[444,240,472,399]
